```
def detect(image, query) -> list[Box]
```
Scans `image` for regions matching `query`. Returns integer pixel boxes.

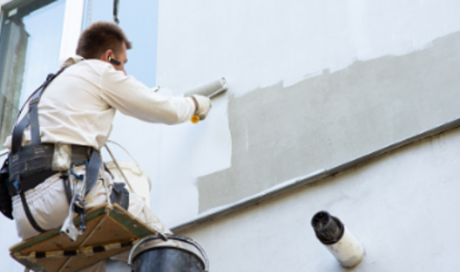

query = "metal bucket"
[128,235,209,272]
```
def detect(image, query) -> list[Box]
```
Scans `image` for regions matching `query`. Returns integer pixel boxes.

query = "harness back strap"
[11,70,66,155]
[9,67,69,233]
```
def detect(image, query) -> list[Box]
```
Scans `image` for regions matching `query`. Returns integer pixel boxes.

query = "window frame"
[0,0,84,147]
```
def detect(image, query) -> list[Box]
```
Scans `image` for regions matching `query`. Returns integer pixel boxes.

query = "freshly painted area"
[1,0,460,270]
[197,30,460,211]
[146,91,231,226]
[154,0,460,222]
[178,127,460,271]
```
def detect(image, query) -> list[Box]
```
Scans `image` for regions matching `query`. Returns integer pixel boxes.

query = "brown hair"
[76,21,132,59]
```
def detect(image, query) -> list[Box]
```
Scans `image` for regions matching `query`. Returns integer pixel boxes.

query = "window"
[87,0,159,87]
[0,0,65,145]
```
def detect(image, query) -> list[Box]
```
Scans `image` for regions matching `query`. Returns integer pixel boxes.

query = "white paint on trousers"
[11,166,173,272]
[12,166,170,239]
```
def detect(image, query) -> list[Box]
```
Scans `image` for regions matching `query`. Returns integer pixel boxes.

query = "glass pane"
[0,0,66,146]
[87,0,159,87]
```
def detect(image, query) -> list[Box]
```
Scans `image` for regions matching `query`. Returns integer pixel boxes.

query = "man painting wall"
[1,21,211,271]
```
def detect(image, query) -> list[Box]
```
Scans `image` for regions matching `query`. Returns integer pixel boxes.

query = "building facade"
[1,0,460,271]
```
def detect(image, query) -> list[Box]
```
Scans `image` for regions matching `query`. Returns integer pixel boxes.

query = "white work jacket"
[3,56,196,150]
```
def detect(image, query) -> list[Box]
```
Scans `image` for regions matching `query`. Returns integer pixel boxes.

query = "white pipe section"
[323,226,364,268]
[311,211,364,268]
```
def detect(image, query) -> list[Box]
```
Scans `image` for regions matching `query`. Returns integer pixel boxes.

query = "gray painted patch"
[197,31,460,212]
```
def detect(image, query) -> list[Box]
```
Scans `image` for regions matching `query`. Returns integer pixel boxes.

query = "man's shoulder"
[62,59,111,79]
[75,59,108,69]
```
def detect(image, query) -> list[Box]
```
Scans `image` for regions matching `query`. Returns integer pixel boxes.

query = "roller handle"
[188,77,228,124]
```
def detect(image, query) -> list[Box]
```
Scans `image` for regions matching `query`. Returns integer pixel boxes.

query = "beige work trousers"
[12,166,172,272]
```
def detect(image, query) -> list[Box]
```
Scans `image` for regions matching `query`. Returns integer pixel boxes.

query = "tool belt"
[8,144,93,196]
[1,66,103,234]
[0,68,68,221]
[1,64,128,237]
[6,144,102,234]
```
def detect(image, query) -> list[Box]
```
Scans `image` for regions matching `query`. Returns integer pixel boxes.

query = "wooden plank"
[9,204,157,272]
[10,204,108,253]
[19,213,108,255]
[64,248,129,272]
[109,204,156,237]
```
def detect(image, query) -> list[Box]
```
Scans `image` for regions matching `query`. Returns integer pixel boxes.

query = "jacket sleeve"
[99,66,196,125]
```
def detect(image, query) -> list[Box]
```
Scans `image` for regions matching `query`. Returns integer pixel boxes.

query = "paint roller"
[184,77,228,123]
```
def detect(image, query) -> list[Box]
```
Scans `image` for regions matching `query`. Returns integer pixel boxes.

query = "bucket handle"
[127,234,210,272]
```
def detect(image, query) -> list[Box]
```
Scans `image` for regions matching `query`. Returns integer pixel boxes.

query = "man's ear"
[102,49,114,62]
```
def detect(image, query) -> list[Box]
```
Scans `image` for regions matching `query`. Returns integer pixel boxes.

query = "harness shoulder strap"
[9,67,70,233]
[10,67,68,156]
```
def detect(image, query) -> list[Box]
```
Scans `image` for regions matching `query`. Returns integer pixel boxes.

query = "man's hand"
[189,95,212,121]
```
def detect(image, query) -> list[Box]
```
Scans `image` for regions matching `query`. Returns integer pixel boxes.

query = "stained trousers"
[12,166,173,272]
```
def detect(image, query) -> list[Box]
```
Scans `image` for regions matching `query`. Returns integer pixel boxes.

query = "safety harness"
[7,66,102,233]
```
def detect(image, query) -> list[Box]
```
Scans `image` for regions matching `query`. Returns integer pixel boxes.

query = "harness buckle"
[13,179,21,195]
[60,171,88,242]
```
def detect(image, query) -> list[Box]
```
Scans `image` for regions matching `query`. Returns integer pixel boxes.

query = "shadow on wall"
[197,30,460,212]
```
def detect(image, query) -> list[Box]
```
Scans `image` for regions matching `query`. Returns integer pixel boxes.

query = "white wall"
[151,0,460,226]
[150,1,460,270]
[1,0,460,270]
[157,0,460,95]
[179,127,460,272]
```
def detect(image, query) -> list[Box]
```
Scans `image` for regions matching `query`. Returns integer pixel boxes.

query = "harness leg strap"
[61,172,72,204]
[19,190,46,233]
[85,150,102,194]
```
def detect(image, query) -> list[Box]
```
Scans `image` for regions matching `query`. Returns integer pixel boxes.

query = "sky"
[17,0,160,105]
[89,0,159,87]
